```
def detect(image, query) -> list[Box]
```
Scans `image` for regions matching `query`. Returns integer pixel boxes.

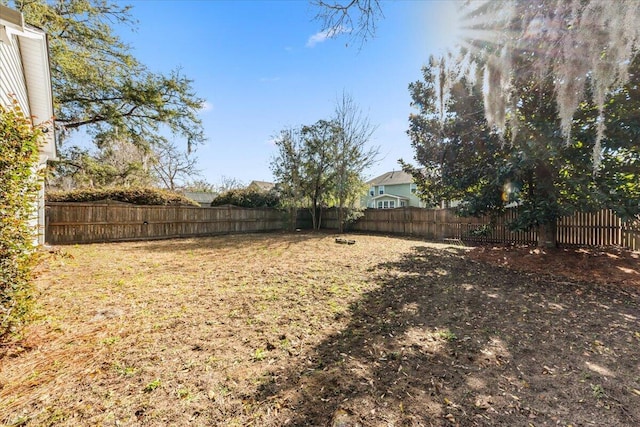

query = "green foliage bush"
[46,187,200,206]
[0,103,42,340]
[211,188,281,208]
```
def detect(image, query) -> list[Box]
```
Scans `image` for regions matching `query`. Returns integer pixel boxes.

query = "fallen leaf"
[475,395,493,409]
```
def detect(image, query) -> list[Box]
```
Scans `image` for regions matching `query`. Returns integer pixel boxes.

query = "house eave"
[0,5,24,31]
[1,11,57,160]
[19,26,56,159]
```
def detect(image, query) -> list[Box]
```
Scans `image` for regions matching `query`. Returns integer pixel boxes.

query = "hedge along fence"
[45,202,292,244]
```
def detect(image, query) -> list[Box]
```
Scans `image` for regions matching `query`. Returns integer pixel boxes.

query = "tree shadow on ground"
[253,246,640,426]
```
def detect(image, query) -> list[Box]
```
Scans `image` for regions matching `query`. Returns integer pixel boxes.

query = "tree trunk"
[537,221,557,248]
[309,205,317,230]
[289,206,297,231]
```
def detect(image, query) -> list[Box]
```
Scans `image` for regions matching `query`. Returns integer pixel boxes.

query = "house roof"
[367,170,415,186]
[0,5,56,160]
[182,191,217,204]
[247,180,275,192]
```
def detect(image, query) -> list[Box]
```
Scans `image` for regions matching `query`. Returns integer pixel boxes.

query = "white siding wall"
[0,33,30,115]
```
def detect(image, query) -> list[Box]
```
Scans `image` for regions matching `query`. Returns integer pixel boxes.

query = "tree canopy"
[48,141,153,189]
[404,56,640,247]
[271,95,378,231]
[10,0,205,151]
[48,137,200,191]
[271,120,340,230]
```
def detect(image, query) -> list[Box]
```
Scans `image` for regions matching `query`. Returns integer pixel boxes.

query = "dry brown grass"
[1,232,639,426]
[0,232,420,426]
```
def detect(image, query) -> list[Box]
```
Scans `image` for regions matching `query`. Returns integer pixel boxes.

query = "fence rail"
[46,202,640,250]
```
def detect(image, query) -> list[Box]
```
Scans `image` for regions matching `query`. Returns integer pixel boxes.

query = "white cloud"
[306,26,349,48]
[259,76,280,83]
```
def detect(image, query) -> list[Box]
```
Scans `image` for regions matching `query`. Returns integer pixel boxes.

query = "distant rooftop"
[182,191,217,205]
[366,170,415,186]
[247,180,275,192]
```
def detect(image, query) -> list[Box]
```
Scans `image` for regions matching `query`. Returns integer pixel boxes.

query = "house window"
[379,185,385,195]
[389,201,395,208]
[400,201,406,207]
[377,201,383,209]
[383,201,389,209]
[410,183,417,194]
[369,187,375,197]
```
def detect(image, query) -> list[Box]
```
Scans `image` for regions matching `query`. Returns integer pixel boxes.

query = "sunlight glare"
[426,1,513,56]
[427,1,465,54]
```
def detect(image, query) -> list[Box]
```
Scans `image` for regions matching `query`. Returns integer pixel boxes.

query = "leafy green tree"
[300,119,340,230]
[272,120,340,230]
[49,136,201,191]
[271,98,378,231]
[405,56,639,247]
[597,57,640,219]
[272,120,346,230]
[270,127,306,230]
[11,0,205,150]
[49,140,154,189]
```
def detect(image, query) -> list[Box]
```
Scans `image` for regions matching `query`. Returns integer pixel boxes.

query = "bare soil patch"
[469,244,640,289]
[1,233,639,426]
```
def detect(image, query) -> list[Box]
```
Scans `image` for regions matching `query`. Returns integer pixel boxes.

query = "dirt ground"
[468,244,640,289]
[1,232,639,426]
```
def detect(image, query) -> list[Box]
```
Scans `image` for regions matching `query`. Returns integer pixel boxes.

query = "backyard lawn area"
[1,232,639,426]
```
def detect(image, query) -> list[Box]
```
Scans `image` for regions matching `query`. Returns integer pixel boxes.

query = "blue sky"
[116,0,462,186]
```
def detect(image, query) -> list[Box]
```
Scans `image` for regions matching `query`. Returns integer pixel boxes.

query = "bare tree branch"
[312,0,383,45]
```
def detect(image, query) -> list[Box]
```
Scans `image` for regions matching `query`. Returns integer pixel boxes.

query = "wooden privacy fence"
[324,207,639,250]
[45,202,289,244]
[46,202,640,250]
[327,208,536,244]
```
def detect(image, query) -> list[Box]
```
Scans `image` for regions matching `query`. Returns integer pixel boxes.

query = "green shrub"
[0,102,42,340]
[211,188,280,208]
[46,187,200,206]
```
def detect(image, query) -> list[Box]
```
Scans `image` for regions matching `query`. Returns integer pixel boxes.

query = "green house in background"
[364,170,427,209]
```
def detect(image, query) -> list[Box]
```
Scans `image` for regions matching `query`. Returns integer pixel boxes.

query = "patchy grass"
[1,232,639,426]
